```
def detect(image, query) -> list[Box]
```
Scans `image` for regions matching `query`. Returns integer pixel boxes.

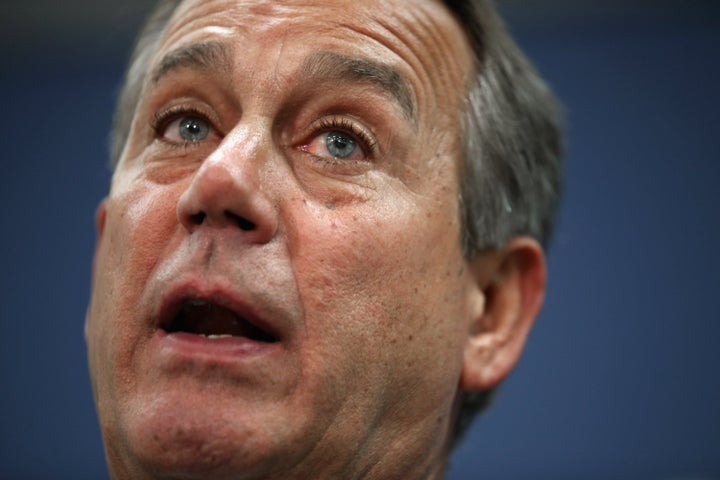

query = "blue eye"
[325,131,357,159]
[153,109,214,145]
[301,118,373,162]
[176,116,210,142]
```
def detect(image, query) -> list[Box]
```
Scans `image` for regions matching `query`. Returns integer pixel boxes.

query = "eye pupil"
[179,117,209,142]
[326,132,356,159]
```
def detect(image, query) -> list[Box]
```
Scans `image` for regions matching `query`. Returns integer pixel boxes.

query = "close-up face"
[85,0,480,478]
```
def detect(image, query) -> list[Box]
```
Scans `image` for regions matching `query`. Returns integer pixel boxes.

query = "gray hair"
[109,0,562,448]
[444,0,563,445]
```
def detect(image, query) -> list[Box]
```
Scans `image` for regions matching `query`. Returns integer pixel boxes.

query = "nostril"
[190,212,206,225]
[225,210,256,231]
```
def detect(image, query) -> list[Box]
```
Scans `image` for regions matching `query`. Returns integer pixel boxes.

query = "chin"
[113,391,284,480]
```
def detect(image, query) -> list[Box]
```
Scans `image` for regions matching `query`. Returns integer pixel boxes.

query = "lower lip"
[155,330,281,362]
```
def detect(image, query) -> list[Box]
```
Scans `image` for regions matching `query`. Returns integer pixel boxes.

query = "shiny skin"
[85,0,492,479]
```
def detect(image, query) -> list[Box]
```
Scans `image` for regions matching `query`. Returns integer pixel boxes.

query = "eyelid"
[150,103,221,143]
[308,116,379,158]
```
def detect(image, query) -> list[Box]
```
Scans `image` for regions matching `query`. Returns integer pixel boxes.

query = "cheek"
[87,182,182,383]
[287,194,467,380]
[285,196,470,431]
[114,184,181,276]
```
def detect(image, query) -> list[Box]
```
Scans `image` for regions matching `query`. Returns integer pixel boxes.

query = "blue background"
[2,2,719,479]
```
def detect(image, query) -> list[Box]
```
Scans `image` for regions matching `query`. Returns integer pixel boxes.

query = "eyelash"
[312,117,377,155]
[149,106,377,158]
[150,105,214,145]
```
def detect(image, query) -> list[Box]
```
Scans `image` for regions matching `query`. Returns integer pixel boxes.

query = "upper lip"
[155,279,282,342]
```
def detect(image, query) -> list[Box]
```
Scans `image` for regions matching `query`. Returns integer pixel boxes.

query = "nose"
[177,139,278,244]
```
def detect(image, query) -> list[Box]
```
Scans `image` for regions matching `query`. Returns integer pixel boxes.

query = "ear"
[460,237,546,391]
[86,198,108,343]
[92,198,108,280]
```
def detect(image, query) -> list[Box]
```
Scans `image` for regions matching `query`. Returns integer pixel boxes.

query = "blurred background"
[1,0,719,478]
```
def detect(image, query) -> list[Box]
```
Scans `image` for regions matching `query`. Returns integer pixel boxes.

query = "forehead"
[163,0,467,48]
[154,0,474,117]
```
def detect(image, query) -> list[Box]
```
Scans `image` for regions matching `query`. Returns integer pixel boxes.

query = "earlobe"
[96,198,108,237]
[92,198,109,280]
[86,198,108,343]
[459,237,546,391]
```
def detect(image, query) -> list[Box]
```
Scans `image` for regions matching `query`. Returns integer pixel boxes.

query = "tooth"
[207,334,232,339]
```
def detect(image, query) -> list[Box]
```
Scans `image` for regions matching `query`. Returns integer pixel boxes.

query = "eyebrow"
[151,41,232,83]
[300,52,416,122]
[149,44,415,121]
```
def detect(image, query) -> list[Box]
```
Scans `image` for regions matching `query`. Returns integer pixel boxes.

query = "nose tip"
[177,158,277,244]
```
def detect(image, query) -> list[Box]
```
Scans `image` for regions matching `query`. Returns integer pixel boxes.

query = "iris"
[325,131,356,159]
[178,117,210,142]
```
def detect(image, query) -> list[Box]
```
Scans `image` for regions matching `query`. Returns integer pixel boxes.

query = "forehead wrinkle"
[359,2,472,115]
[406,7,474,98]
[299,51,416,123]
[151,40,233,84]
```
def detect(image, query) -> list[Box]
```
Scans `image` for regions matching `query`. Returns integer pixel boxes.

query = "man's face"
[86,0,478,477]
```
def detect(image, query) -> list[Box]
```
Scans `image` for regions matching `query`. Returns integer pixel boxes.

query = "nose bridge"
[200,126,263,192]
[215,123,265,170]
[176,123,278,243]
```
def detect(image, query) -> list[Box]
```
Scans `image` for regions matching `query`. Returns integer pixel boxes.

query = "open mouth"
[162,299,278,343]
